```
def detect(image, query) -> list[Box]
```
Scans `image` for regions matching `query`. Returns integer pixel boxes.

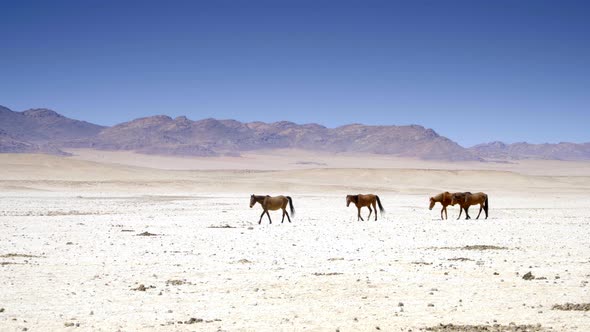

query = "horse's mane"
[350,195,359,203]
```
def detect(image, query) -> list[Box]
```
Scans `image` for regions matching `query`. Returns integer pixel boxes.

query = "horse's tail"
[484,195,489,216]
[287,196,295,217]
[376,195,385,214]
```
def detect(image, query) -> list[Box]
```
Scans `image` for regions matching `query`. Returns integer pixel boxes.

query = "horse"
[249,194,295,224]
[346,194,385,221]
[451,192,489,220]
[429,191,455,220]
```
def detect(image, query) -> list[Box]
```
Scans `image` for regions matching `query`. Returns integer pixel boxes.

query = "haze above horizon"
[1,0,589,146]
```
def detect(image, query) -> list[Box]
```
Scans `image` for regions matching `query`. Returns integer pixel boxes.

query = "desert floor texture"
[1,151,589,331]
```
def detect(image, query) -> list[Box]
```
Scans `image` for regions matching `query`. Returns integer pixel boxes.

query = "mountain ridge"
[470,141,590,161]
[1,105,588,161]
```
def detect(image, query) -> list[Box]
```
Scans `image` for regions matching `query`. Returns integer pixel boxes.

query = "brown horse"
[429,191,455,220]
[346,194,385,221]
[250,194,295,224]
[451,192,489,220]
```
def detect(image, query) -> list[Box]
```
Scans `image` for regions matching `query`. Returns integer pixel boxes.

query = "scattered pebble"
[312,272,343,276]
[137,232,158,236]
[184,317,203,324]
[423,323,547,331]
[552,303,590,311]
[132,284,155,291]
[166,279,190,286]
[522,272,535,280]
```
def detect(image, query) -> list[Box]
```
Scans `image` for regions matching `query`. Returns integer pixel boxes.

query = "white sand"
[1,153,589,331]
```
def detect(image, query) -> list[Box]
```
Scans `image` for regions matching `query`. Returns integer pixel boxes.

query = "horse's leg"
[258,210,266,224]
[285,210,291,223]
[457,206,463,220]
[358,207,364,221]
[281,209,285,223]
[444,206,448,220]
[440,207,444,220]
[465,206,471,220]
[476,203,483,219]
[266,210,272,224]
[367,205,373,221]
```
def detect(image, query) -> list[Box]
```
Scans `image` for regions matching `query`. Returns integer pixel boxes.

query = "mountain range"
[1,105,589,161]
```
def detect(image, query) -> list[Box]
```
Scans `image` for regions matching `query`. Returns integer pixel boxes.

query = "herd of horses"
[249,191,488,224]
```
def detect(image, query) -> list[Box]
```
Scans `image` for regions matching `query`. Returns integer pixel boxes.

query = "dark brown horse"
[250,194,295,224]
[451,192,489,220]
[346,194,385,221]
[429,191,455,220]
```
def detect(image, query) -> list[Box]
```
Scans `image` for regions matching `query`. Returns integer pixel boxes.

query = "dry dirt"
[0,152,589,331]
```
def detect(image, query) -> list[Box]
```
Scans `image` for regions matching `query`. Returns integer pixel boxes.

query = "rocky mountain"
[0,129,68,155]
[75,115,478,160]
[471,141,590,161]
[0,106,104,143]
[1,105,589,161]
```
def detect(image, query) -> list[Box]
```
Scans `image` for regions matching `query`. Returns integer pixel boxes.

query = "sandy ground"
[66,148,590,176]
[1,152,589,331]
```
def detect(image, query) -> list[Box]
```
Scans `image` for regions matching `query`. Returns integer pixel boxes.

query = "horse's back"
[272,195,288,202]
[467,192,487,203]
[358,194,377,205]
[264,195,288,209]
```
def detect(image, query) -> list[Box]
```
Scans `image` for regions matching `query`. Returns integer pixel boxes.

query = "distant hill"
[0,106,104,143]
[76,115,478,160]
[0,128,68,155]
[471,141,590,161]
[1,105,589,161]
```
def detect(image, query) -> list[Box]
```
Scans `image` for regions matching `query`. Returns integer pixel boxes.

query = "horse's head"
[346,195,353,207]
[429,197,435,210]
[249,194,256,208]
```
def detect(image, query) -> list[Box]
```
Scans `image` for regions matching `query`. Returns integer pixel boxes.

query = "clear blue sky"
[1,0,589,147]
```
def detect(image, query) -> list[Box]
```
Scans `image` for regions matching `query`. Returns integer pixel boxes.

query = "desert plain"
[1,150,589,331]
